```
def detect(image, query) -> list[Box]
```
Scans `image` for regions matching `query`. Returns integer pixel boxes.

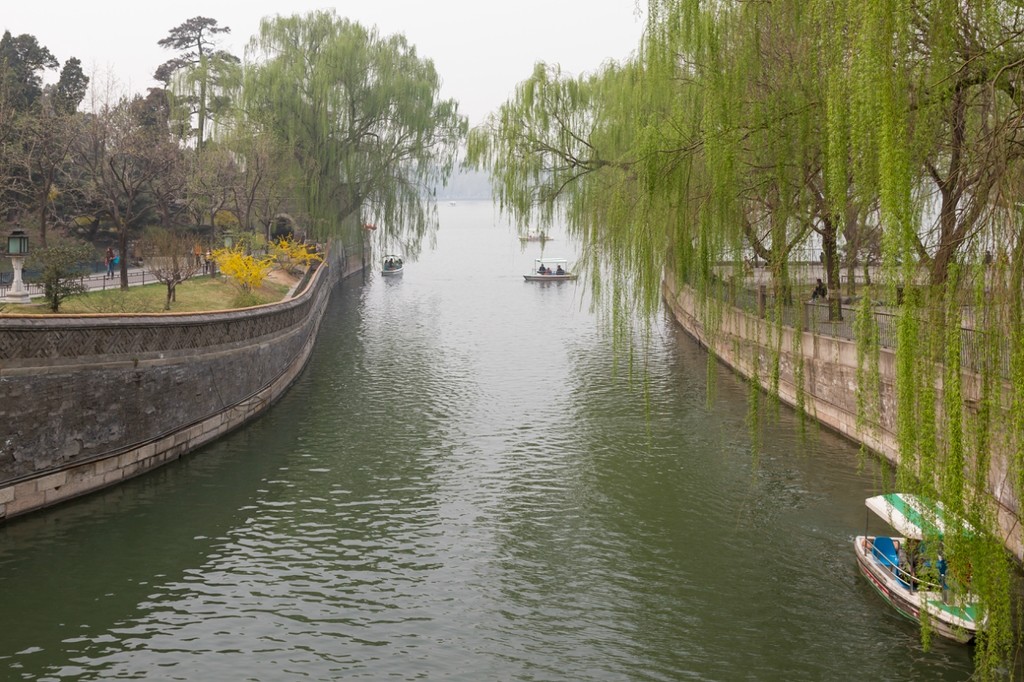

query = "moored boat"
[524,258,576,282]
[854,493,980,643]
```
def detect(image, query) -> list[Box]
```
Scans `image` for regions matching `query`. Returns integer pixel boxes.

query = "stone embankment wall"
[662,273,1023,559]
[0,246,363,521]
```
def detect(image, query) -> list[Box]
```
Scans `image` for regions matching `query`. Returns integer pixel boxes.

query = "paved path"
[80,268,155,292]
[1,267,162,300]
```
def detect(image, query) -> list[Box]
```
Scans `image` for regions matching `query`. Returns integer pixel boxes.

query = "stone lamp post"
[4,229,30,304]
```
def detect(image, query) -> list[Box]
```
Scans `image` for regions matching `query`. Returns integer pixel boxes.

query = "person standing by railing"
[811,278,828,300]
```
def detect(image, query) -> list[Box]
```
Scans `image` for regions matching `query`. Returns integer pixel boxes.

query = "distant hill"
[434,168,493,201]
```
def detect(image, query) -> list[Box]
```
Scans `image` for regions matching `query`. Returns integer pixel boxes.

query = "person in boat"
[555,264,565,275]
[538,264,547,274]
[904,540,921,590]
[896,540,914,587]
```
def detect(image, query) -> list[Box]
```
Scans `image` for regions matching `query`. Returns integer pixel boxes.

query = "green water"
[0,202,973,680]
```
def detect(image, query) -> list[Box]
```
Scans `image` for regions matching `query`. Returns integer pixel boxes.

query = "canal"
[0,202,974,680]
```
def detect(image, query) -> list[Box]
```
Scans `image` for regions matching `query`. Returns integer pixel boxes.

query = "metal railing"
[0,268,155,300]
[715,279,1010,378]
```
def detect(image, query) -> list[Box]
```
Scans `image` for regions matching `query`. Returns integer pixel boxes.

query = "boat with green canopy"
[854,493,980,643]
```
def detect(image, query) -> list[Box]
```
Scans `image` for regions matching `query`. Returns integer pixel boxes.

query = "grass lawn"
[3,274,295,315]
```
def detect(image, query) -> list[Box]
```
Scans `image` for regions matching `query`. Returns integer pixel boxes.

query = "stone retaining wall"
[0,246,364,521]
[662,273,1023,558]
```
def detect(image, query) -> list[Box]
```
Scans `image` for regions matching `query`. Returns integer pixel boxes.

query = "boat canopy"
[865,493,974,540]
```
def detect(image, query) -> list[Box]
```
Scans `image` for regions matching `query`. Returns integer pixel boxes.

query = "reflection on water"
[0,202,974,680]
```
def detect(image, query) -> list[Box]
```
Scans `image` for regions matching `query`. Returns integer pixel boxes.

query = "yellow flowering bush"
[270,237,322,275]
[211,246,275,292]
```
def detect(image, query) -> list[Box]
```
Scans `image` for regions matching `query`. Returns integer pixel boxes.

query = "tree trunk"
[820,215,843,321]
[119,222,129,290]
[37,182,49,248]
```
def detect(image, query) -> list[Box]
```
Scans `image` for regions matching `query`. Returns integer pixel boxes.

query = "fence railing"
[717,281,1009,378]
[0,269,155,301]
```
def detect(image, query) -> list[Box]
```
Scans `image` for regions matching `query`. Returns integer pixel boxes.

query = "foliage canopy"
[470,0,1024,673]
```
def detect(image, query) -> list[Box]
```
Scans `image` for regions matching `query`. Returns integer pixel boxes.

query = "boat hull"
[381,267,403,276]
[854,536,977,644]
[523,274,576,282]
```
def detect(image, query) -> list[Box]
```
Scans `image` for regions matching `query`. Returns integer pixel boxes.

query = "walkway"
[0,267,158,300]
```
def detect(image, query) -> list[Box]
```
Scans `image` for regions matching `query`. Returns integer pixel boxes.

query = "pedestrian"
[105,247,115,278]
[812,278,827,301]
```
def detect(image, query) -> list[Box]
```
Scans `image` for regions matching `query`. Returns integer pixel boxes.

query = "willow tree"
[469,60,665,321]
[241,11,466,254]
[821,0,1024,669]
[475,0,1024,672]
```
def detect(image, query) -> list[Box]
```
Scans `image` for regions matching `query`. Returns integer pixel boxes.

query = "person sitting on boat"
[904,540,921,590]
[896,540,914,587]
[538,264,547,274]
[555,265,565,275]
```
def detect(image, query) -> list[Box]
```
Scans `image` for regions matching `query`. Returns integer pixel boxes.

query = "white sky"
[3,1,645,127]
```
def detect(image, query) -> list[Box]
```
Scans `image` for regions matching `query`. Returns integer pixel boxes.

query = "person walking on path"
[105,248,115,278]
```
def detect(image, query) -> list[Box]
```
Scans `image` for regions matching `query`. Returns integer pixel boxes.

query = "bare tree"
[187,143,236,230]
[145,140,188,230]
[226,126,294,239]
[14,108,78,246]
[140,227,202,310]
[74,92,170,288]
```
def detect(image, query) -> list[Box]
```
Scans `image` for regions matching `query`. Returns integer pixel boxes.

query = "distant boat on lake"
[519,230,552,243]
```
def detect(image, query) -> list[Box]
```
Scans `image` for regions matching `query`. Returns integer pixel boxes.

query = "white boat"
[382,254,404,276]
[519,230,552,242]
[524,258,576,282]
[854,493,980,643]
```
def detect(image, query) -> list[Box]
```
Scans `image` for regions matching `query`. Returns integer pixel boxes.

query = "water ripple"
[0,203,976,681]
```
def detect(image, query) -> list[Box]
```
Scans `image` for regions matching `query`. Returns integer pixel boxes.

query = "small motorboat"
[854,493,980,643]
[382,254,404,276]
[519,230,552,242]
[524,258,576,282]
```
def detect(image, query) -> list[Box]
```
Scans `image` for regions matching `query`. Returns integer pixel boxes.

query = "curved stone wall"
[662,273,1023,559]
[0,246,363,521]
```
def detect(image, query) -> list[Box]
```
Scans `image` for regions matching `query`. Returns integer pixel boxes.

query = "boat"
[519,230,552,242]
[854,493,980,643]
[382,254,404,276]
[524,258,577,282]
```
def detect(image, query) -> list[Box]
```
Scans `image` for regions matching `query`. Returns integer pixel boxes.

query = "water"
[0,202,974,680]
